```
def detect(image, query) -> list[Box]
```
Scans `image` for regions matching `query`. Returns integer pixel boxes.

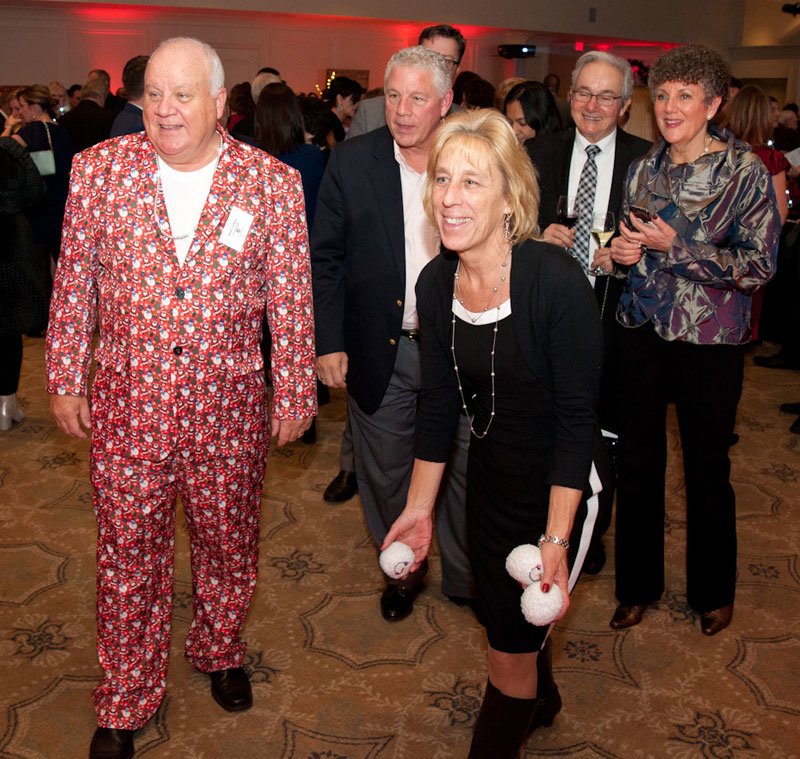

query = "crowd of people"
[0,22,794,759]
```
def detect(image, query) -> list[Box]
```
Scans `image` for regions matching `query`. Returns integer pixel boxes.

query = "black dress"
[453,301,553,653]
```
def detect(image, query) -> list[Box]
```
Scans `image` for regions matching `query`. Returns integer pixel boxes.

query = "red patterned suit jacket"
[46,128,317,461]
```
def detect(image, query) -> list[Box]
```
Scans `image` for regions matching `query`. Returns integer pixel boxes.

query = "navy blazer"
[311,126,406,415]
[110,102,144,138]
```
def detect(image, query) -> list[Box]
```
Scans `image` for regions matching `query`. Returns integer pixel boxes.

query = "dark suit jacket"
[58,99,115,152]
[109,102,144,137]
[311,126,406,415]
[526,127,651,430]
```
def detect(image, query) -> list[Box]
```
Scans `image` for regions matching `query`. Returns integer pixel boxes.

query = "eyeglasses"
[571,89,623,107]
[441,57,460,70]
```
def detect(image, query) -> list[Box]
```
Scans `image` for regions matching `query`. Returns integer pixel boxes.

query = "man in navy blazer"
[110,55,149,137]
[312,46,474,621]
[526,51,651,574]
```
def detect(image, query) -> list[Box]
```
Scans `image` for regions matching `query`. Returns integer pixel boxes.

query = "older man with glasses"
[525,51,651,581]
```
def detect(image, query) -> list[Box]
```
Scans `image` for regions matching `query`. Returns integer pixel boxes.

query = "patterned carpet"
[1,336,799,759]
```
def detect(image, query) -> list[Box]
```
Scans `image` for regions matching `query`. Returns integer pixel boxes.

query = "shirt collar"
[575,127,617,154]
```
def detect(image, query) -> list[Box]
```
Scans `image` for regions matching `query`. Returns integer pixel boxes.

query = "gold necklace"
[669,133,713,164]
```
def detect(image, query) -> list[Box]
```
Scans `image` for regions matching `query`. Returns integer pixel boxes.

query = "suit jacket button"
[173,346,183,356]
[175,287,185,300]
[396,299,403,307]
[388,338,396,346]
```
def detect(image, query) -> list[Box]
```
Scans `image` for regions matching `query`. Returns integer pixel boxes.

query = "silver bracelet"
[538,534,569,550]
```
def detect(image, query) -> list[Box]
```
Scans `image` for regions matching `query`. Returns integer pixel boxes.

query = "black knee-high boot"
[528,637,562,732]
[468,679,538,759]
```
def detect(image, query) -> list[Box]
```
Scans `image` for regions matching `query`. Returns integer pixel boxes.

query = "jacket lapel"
[367,128,405,283]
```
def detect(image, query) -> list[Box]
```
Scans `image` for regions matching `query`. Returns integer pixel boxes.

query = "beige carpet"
[1,336,799,758]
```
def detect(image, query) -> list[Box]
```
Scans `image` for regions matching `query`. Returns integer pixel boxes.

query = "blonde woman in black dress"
[384,109,601,758]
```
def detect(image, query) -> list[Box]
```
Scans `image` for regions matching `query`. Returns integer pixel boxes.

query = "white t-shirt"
[157,155,218,265]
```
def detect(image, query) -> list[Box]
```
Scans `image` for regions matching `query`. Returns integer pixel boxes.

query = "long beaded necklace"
[453,249,510,323]
[153,134,224,242]
[450,249,511,439]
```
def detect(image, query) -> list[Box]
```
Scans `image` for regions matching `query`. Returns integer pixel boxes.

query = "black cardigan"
[414,239,602,491]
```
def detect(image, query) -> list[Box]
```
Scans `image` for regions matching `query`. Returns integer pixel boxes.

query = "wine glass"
[556,195,579,230]
[590,211,615,275]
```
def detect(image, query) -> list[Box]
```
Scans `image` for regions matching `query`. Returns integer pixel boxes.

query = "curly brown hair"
[648,45,730,106]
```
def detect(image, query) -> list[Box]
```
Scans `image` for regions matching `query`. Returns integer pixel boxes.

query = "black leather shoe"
[779,402,800,415]
[301,418,317,444]
[380,584,419,622]
[89,728,134,759]
[323,470,357,503]
[209,667,252,712]
[582,542,606,575]
[609,603,648,629]
[700,604,733,636]
[791,416,800,435]
[754,353,800,370]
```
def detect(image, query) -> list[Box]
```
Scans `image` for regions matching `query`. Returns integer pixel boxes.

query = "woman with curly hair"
[608,46,781,636]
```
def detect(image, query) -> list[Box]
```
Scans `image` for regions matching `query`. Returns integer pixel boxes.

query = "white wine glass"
[590,211,615,275]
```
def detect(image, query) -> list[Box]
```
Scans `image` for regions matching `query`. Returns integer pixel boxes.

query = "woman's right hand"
[610,225,646,267]
[382,508,433,574]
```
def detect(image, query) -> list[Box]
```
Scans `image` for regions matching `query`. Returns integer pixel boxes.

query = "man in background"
[58,76,115,151]
[110,55,149,137]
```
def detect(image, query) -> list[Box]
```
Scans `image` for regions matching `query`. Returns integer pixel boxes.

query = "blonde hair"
[423,109,540,245]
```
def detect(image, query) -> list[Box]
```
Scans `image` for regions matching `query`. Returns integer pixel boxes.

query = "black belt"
[400,329,419,341]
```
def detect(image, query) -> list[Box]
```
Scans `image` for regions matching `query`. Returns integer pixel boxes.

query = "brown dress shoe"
[89,727,134,759]
[609,603,648,629]
[209,667,253,711]
[700,604,733,636]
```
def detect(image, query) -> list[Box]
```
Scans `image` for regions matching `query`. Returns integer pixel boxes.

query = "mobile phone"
[628,205,656,226]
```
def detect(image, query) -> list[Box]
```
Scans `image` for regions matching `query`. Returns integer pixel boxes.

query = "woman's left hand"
[620,212,677,254]
[539,542,571,621]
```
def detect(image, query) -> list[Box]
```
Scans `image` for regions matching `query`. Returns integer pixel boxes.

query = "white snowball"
[505,544,544,587]
[379,541,416,579]
[521,582,563,626]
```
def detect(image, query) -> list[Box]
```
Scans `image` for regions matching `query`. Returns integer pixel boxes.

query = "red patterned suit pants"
[88,370,268,729]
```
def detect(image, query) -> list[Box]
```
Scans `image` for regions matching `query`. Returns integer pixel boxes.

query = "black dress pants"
[614,323,744,613]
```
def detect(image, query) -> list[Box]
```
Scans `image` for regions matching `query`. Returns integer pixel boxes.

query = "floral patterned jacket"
[616,129,781,345]
[46,127,317,461]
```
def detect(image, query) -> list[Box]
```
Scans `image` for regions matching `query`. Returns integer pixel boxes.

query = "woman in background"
[2,84,75,272]
[0,137,47,430]
[255,83,326,441]
[322,76,364,142]
[503,81,563,145]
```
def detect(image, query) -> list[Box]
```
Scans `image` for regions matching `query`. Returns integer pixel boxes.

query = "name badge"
[219,207,254,252]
